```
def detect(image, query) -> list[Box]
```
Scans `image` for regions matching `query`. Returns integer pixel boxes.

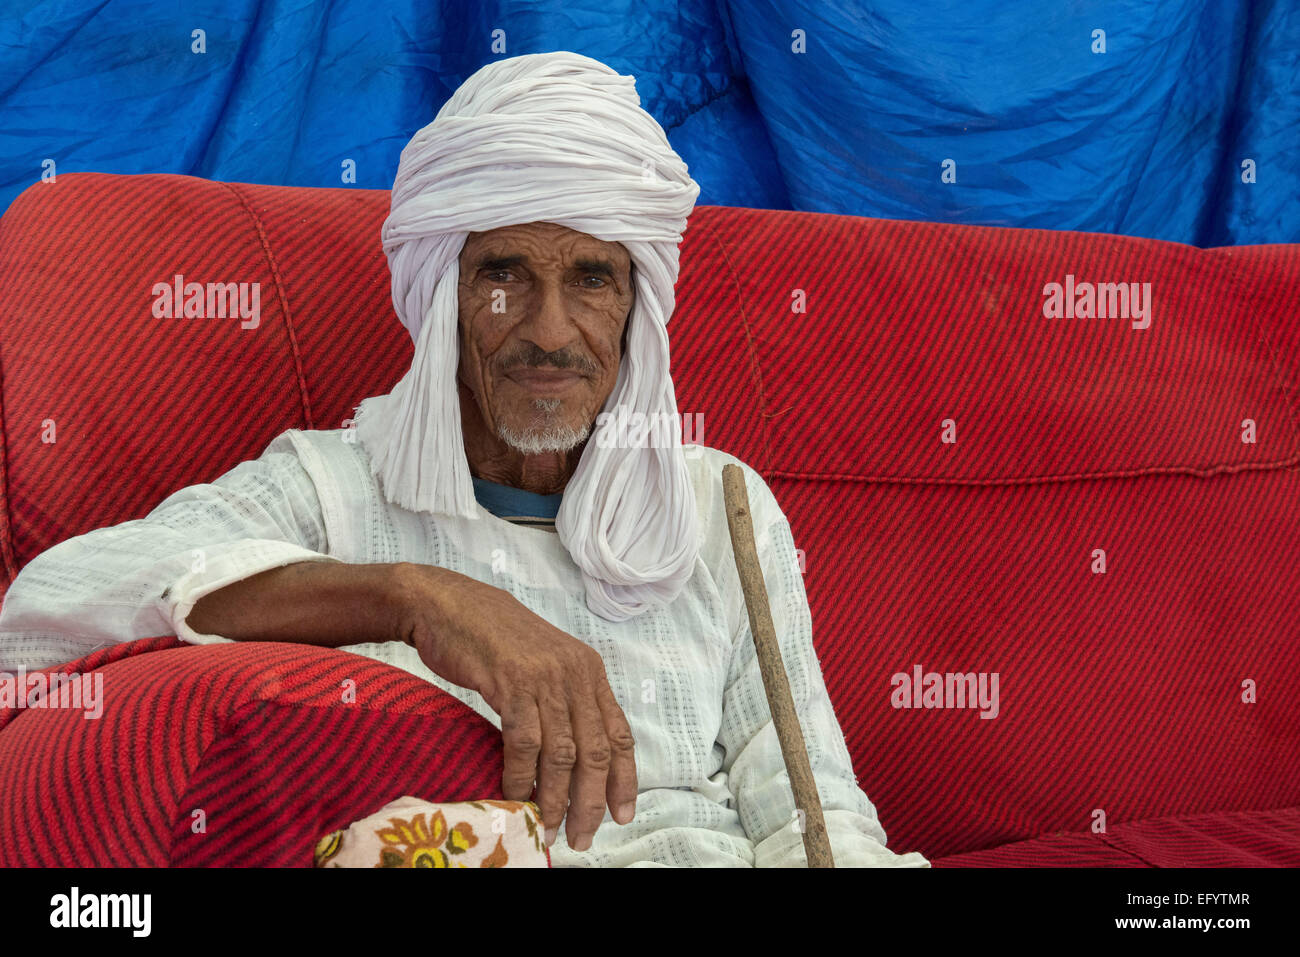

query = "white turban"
[352,51,702,622]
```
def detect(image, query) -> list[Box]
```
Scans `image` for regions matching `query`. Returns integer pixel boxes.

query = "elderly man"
[0,52,927,869]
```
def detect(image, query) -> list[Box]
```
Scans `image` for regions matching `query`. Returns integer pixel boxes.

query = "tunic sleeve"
[715,465,930,868]
[0,433,343,672]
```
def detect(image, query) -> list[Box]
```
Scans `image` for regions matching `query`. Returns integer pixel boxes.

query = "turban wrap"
[352,51,702,622]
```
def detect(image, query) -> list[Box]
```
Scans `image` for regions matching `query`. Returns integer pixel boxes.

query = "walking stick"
[721,464,835,868]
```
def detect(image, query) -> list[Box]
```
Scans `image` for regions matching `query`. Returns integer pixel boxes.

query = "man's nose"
[516,278,579,356]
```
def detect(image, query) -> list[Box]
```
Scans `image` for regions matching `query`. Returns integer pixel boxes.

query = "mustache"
[497,343,597,377]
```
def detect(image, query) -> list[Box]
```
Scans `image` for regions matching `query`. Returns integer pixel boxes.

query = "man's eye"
[580,276,606,288]
[486,270,513,282]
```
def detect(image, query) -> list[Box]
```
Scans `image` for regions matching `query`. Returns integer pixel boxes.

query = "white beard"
[496,398,591,454]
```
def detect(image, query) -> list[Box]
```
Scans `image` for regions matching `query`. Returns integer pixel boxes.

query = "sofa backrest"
[2,172,1297,859]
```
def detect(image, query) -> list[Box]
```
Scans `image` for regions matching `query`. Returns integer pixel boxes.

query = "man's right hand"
[392,561,638,853]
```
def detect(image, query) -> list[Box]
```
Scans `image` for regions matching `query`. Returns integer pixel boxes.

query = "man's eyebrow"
[476,254,525,272]
[474,254,621,280]
[573,258,618,279]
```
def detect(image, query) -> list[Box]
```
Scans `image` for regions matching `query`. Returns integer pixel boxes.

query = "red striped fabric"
[2,173,1297,865]
[0,638,504,867]
[934,806,1300,867]
[0,174,408,582]
[770,468,1300,860]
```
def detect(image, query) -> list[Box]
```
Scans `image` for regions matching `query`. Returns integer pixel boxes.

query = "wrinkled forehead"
[460,222,633,274]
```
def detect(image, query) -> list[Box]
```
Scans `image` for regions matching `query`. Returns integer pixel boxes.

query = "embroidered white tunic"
[0,428,929,869]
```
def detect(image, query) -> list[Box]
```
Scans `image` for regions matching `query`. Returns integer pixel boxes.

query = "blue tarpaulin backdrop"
[1,0,1296,245]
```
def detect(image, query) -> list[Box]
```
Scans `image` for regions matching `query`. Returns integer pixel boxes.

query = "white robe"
[0,428,929,868]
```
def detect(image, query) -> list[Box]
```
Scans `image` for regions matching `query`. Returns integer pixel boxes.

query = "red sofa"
[1,172,1297,866]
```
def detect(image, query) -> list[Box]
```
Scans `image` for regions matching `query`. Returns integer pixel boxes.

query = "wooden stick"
[721,464,835,868]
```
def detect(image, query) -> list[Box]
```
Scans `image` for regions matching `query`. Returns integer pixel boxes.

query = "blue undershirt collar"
[471,475,564,520]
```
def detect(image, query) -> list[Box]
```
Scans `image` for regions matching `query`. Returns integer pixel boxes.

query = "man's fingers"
[595,678,638,825]
[535,687,577,847]
[565,672,613,852]
[499,692,542,802]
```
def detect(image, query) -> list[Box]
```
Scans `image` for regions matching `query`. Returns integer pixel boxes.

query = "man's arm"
[0,437,342,671]
[186,559,404,645]
[0,432,637,851]
[715,466,930,868]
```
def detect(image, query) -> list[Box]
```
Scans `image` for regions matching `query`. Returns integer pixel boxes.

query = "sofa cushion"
[932,805,1300,867]
[0,637,504,866]
[0,173,412,584]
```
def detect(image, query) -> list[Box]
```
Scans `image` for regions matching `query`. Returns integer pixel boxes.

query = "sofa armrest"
[0,637,503,866]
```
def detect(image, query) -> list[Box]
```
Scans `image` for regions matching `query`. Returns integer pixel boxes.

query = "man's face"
[457,221,635,454]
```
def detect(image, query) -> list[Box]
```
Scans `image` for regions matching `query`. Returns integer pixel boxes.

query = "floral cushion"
[314,795,551,868]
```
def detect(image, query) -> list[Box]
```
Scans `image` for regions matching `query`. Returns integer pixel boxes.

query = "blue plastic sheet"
[1,0,1295,245]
